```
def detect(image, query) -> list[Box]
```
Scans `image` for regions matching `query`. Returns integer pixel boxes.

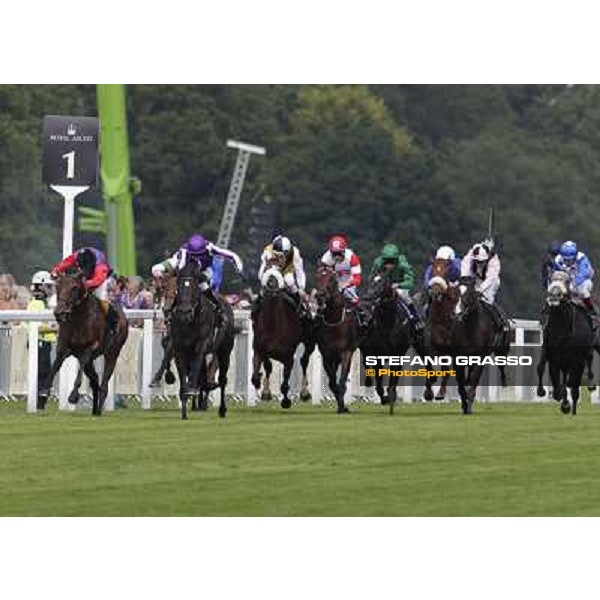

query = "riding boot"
[398,299,424,335]
[205,287,225,326]
[583,297,598,330]
[100,300,118,334]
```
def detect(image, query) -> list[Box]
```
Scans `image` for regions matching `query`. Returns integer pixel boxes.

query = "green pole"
[96,84,137,275]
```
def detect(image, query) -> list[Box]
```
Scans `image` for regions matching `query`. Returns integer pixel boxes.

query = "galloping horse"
[40,271,129,416]
[453,277,511,414]
[313,264,360,414]
[251,262,314,408]
[423,258,460,402]
[171,260,234,419]
[360,272,411,414]
[150,272,177,386]
[538,271,593,415]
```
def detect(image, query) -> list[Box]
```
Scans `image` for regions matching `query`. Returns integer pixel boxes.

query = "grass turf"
[0,399,599,516]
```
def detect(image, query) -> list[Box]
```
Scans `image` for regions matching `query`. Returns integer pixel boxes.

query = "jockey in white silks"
[258,235,307,296]
[459,239,510,332]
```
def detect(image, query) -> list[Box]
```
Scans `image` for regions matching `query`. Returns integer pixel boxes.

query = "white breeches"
[199,267,213,292]
[283,272,299,294]
[572,279,593,299]
[93,280,109,302]
[476,277,500,304]
[394,287,413,305]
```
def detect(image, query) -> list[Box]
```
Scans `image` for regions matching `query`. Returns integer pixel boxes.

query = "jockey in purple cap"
[152,234,244,323]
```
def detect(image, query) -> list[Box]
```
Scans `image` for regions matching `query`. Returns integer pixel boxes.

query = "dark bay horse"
[538,272,593,415]
[360,272,411,414]
[423,258,460,401]
[41,271,129,416]
[171,261,232,419]
[313,264,360,414]
[453,277,511,415]
[251,264,314,408]
[150,273,176,387]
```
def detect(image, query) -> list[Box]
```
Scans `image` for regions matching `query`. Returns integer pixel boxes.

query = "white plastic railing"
[0,310,581,412]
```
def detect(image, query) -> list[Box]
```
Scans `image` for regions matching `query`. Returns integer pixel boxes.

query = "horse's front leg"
[455,364,468,415]
[299,342,314,402]
[537,347,547,397]
[387,373,398,415]
[251,349,263,397]
[465,363,484,413]
[280,356,294,409]
[262,359,273,401]
[39,343,70,405]
[336,350,353,414]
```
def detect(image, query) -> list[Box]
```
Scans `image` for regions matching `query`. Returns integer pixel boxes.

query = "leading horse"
[171,260,234,419]
[40,271,129,416]
[251,263,314,408]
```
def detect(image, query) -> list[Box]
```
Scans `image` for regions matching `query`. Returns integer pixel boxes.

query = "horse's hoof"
[218,408,227,419]
[537,387,547,398]
[560,401,571,415]
[68,393,80,405]
[337,407,350,414]
[199,398,209,411]
[37,395,48,410]
[380,396,389,405]
[423,389,434,402]
[435,394,445,401]
[588,386,597,392]
[261,392,273,401]
[299,390,311,402]
[165,372,176,385]
[181,414,188,420]
[281,398,292,409]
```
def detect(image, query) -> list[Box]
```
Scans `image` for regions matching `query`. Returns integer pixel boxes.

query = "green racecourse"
[1,399,600,516]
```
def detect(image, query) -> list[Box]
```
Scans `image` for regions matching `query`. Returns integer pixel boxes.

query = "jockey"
[370,242,423,332]
[320,234,362,302]
[423,245,462,286]
[320,234,369,328]
[151,233,243,324]
[541,241,561,290]
[551,240,596,316]
[460,239,510,332]
[257,234,307,305]
[51,247,117,330]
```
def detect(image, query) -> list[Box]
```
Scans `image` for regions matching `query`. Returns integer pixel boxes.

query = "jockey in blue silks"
[551,240,596,316]
[423,245,462,286]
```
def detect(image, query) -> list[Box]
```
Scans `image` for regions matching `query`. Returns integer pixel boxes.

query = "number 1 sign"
[42,116,99,187]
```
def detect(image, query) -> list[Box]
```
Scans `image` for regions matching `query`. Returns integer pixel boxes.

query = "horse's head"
[547,271,570,307]
[54,270,88,323]
[365,272,394,304]
[455,276,479,318]
[314,264,339,311]
[428,258,453,302]
[260,266,285,297]
[175,261,201,322]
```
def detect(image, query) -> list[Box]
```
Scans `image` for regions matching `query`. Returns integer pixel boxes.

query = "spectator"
[0,274,20,310]
[27,271,57,403]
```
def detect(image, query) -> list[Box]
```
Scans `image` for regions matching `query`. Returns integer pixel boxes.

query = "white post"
[27,323,39,413]
[58,357,78,412]
[104,371,115,412]
[141,317,154,410]
[515,326,525,401]
[50,185,89,258]
[246,319,257,406]
[311,350,323,405]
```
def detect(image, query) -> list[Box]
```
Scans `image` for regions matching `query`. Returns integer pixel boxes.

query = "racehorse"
[251,262,314,408]
[453,276,511,415]
[537,271,593,415]
[423,258,460,402]
[313,264,360,414]
[40,270,129,416]
[360,272,411,414]
[171,260,232,419]
[150,272,176,387]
